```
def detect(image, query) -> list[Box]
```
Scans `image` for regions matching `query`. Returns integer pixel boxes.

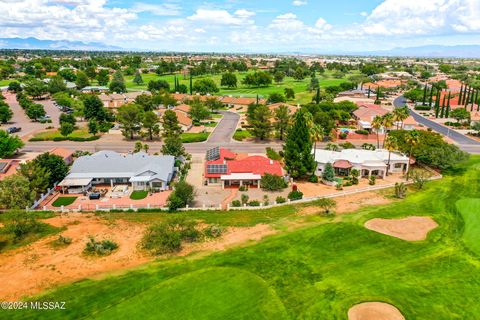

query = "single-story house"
[80,86,109,93]
[0,159,21,181]
[221,96,267,109]
[313,149,410,179]
[204,147,283,189]
[158,108,192,131]
[58,151,176,194]
[49,148,74,165]
[353,104,390,133]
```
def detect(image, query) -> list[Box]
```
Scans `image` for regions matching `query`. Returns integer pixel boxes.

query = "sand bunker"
[348,302,405,320]
[365,216,438,241]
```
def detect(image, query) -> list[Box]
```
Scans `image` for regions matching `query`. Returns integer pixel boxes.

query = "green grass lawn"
[5,157,480,320]
[233,129,253,141]
[51,197,78,207]
[180,132,210,143]
[130,191,148,200]
[0,79,11,86]
[125,71,352,105]
[456,198,480,255]
[30,128,97,141]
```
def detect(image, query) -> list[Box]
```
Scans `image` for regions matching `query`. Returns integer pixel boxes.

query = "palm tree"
[384,136,398,176]
[310,124,324,160]
[393,106,409,130]
[381,113,394,148]
[371,115,383,149]
[405,130,420,180]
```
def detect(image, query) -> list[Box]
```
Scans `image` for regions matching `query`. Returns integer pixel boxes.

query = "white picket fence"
[30,182,58,210]
[41,174,442,213]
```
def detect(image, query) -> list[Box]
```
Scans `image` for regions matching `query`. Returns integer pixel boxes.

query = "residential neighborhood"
[0,1,480,319]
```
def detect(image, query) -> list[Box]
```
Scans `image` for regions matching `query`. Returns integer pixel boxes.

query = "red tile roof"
[205,149,283,178]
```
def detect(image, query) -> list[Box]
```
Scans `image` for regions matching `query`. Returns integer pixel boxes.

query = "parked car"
[7,127,21,134]
[89,193,101,200]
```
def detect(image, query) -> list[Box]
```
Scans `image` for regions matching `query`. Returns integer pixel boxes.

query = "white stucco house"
[58,151,176,193]
[313,149,410,179]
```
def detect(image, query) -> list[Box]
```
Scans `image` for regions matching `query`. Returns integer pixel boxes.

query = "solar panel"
[206,147,220,161]
[207,164,227,174]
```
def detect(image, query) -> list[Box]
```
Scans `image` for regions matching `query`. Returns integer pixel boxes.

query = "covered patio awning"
[220,173,261,181]
[129,176,154,183]
[58,177,93,187]
[333,160,353,169]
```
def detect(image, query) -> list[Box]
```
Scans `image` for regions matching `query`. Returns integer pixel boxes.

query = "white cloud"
[360,0,480,36]
[131,3,181,16]
[293,0,307,6]
[314,18,332,30]
[0,0,136,41]
[187,9,254,26]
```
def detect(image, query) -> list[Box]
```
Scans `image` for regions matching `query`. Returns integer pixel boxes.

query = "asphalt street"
[393,96,480,154]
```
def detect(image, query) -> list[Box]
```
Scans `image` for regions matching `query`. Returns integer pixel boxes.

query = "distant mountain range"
[363,45,480,58]
[0,37,123,51]
[0,37,479,58]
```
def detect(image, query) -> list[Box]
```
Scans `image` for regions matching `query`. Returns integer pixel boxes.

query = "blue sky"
[0,0,479,52]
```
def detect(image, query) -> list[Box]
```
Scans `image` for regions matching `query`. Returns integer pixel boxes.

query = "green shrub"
[3,211,45,241]
[51,235,72,247]
[309,175,319,183]
[248,200,261,207]
[141,217,200,255]
[239,185,247,192]
[355,129,369,135]
[241,194,249,205]
[288,190,303,201]
[260,173,287,191]
[275,196,286,204]
[231,200,242,207]
[414,105,431,111]
[83,237,118,256]
[203,225,223,238]
[266,147,282,160]
[369,175,376,186]
[339,132,348,139]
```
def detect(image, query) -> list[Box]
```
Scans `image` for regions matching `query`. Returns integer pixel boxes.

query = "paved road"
[207,111,240,143]
[0,92,62,139]
[393,96,480,154]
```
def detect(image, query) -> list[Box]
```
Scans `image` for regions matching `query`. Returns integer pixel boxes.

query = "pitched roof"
[205,149,283,178]
[49,148,73,159]
[175,104,191,113]
[353,105,389,122]
[65,151,175,182]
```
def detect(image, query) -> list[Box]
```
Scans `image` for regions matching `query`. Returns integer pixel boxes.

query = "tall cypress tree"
[445,93,451,118]
[422,85,427,106]
[440,93,447,118]
[464,87,471,109]
[189,73,193,95]
[434,91,441,118]
[475,90,479,112]
[283,109,315,179]
[367,86,371,98]
[428,86,434,108]
[315,88,321,104]
[458,84,464,104]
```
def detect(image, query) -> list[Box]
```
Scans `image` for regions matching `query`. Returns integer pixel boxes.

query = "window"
[394,163,403,169]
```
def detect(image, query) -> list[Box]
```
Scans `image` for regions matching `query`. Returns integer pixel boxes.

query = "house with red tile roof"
[204,147,283,189]
[352,104,390,132]
[0,159,21,181]
[49,148,74,165]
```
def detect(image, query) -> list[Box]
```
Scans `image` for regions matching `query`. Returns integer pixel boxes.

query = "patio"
[40,186,171,211]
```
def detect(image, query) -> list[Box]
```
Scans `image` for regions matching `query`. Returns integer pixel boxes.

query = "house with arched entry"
[313,149,410,179]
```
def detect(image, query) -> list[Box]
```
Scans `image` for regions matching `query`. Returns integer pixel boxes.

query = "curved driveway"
[207,111,240,143]
[393,96,480,154]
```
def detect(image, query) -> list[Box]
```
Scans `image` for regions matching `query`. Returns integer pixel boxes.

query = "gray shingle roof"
[66,151,175,182]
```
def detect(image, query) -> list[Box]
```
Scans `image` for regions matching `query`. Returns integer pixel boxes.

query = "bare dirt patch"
[298,191,392,216]
[365,216,438,241]
[0,214,149,301]
[180,224,277,255]
[348,302,405,320]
